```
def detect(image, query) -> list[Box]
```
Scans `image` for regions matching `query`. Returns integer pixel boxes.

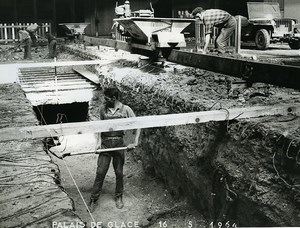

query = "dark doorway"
[33,102,89,125]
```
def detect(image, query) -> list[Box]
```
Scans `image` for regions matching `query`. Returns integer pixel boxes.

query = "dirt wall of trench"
[117,87,300,227]
[65,45,300,227]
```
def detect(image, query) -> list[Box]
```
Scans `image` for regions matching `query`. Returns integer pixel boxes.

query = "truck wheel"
[255,29,270,50]
[289,39,300,50]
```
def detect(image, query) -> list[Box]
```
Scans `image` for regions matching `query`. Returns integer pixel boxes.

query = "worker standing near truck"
[192,7,236,54]
[89,87,140,212]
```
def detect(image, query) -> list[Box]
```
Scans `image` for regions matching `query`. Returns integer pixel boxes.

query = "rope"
[286,139,296,160]
[62,158,96,223]
[272,150,300,188]
[53,112,96,222]
[35,105,96,222]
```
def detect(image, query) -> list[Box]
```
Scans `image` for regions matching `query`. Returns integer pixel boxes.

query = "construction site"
[1,0,300,228]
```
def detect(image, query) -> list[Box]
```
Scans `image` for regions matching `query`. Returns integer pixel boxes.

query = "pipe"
[48,146,129,159]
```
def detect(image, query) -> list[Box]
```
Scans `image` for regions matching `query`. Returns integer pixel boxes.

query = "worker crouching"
[192,7,236,54]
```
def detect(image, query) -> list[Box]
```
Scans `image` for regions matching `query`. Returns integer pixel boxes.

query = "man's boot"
[89,199,97,213]
[115,196,124,209]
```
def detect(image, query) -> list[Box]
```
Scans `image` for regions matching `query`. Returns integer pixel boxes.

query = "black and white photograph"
[0,0,300,227]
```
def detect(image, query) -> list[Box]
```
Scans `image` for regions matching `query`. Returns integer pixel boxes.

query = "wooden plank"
[0,104,298,142]
[19,79,85,84]
[20,72,78,76]
[20,81,91,88]
[83,35,131,52]
[73,67,100,85]
[2,60,110,69]
[19,72,80,77]
[19,74,80,79]
[4,24,8,44]
[235,16,241,54]
[22,84,94,93]
[19,76,81,81]
[168,49,300,90]
[18,78,82,84]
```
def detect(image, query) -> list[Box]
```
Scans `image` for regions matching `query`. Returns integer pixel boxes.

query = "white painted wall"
[0,64,18,84]
[284,0,300,22]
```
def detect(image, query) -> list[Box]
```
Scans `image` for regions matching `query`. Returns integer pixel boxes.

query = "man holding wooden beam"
[89,87,140,212]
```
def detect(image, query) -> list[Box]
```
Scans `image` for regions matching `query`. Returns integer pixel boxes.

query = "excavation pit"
[1,44,300,227]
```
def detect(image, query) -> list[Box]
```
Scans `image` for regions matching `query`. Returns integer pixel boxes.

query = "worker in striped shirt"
[192,7,236,54]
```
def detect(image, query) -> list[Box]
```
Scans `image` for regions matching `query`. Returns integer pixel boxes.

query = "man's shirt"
[100,102,135,138]
[18,30,31,41]
[26,23,38,33]
[203,9,231,34]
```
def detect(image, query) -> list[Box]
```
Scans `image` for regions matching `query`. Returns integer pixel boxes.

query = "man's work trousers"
[24,39,32,60]
[49,40,57,58]
[29,32,37,47]
[91,137,125,201]
[215,16,237,53]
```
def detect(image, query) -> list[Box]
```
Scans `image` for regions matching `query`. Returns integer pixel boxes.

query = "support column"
[71,0,76,22]
[52,0,57,35]
[14,0,18,22]
[33,0,37,21]
[171,0,174,18]
[94,0,98,36]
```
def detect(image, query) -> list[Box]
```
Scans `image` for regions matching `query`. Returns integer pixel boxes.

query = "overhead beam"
[0,104,298,142]
[168,49,300,90]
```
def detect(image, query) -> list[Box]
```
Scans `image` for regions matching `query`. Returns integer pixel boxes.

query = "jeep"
[286,23,300,50]
[241,2,297,50]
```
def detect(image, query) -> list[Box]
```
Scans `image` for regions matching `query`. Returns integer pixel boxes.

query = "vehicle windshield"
[247,2,281,20]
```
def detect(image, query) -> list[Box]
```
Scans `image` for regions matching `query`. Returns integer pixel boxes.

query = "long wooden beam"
[0,105,299,142]
[73,67,100,85]
[168,49,300,90]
